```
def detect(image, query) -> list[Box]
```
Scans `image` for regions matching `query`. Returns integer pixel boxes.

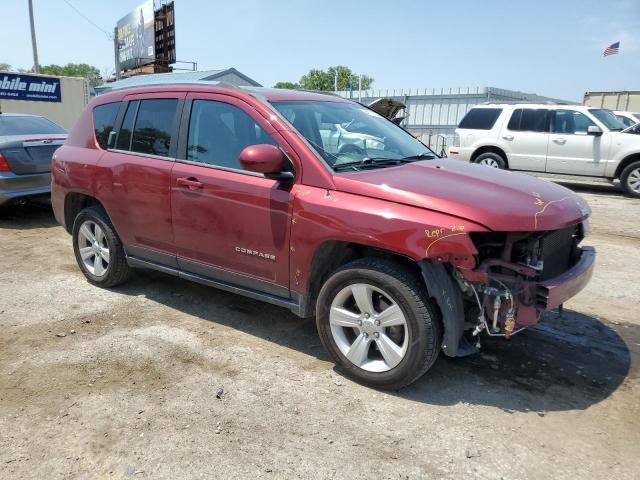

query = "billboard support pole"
[114,27,121,80]
[28,0,40,73]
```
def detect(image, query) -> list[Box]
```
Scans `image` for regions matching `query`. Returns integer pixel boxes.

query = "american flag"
[603,41,620,56]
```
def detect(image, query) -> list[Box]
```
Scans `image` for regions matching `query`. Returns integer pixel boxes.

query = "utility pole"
[334,70,338,92]
[113,27,121,80]
[28,0,40,73]
[358,75,362,102]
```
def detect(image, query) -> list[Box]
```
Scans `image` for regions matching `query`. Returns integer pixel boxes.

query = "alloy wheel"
[628,167,640,193]
[77,220,110,277]
[329,283,408,372]
[479,158,500,168]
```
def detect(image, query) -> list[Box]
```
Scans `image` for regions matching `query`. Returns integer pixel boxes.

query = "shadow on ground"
[551,180,624,197]
[114,268,634,414]
[0,201,59,230]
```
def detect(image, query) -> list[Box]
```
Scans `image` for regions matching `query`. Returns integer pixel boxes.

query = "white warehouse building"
[337,87,571,155]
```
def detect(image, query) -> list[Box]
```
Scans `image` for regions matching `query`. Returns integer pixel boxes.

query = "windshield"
[271,101,435,170]
[0,115,66,136]
[588,109,626,131]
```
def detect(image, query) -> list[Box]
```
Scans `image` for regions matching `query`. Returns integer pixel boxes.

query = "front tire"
[72,206,131,287]
[475,152,507,169]
[316,259,442,390]
[620,161,640,198]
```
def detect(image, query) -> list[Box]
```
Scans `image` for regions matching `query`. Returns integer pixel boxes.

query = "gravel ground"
[1,183,639,480]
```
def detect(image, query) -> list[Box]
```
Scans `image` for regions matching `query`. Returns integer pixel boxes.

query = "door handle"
[176,177,204,191]
[502,135,514,141]
[552,138,567,145]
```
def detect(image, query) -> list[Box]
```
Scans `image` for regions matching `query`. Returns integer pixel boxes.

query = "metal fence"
[337,86,571,156]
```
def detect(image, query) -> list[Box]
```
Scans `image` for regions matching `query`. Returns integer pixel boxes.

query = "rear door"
[545,109,607,176]
[96,93,185,265]
[170,93,295,295]
[500,108,550,172]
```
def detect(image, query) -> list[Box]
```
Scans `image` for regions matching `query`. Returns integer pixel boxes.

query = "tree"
[39,63,103,87]
[273,81,300,89]
[0,63,11,72]
[275,66,374,91]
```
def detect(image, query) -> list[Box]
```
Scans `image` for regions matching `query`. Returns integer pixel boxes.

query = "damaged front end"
[422,221,595,356]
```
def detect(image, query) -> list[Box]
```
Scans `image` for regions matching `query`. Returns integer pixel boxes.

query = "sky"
[2,0,639,101]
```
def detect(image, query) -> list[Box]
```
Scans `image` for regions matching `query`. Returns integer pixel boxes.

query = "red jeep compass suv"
[52,83,595,389]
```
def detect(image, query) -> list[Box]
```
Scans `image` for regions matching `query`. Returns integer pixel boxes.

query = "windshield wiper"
[334,153,437,172]
[333,157,413,172]
[399,153,437,161]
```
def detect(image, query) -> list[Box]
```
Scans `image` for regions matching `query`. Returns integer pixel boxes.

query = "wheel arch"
[63,192,106,234]
[302,240,422,317]
[471,145,509,167]
[614,153,640,179]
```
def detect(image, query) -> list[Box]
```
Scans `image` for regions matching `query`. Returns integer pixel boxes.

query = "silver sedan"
[0,113,66,206]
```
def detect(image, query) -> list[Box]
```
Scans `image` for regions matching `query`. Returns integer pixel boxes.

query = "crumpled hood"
[333,159,590,232]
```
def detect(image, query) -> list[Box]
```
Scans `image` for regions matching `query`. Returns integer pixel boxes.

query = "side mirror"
[587,125,603,136]
[107,130,117,149]
[239,144,294,181]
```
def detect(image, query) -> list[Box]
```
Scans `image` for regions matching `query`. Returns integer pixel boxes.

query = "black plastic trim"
[126,255,304,315]
[179,257,289,298]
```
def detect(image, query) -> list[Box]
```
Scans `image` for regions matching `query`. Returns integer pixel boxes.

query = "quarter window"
[130,99,178,156]
[93,102,121,149]
[186,100,276,170]
[552,110,595,134]
[508,108,548,132]
[458,108,502,130]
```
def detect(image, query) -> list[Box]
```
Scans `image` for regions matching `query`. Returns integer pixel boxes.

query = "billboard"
[0,73,61,103]
[117,0,156,71]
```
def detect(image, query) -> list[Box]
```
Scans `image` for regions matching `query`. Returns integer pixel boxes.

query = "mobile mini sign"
[0,73,62,103]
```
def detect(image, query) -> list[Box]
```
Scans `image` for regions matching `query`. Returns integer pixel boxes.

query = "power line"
[60,0,112,40]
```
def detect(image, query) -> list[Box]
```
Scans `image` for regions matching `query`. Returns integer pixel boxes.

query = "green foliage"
[275,66,374,91]
[0,63,11,72]
[273,81,300,89]
[39,63,103,87]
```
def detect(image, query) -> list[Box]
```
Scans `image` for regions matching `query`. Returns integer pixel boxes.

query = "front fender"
[289,186,487,294]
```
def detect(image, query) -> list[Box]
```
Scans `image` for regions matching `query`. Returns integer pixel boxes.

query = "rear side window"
[508,108,548,132]
[458,108,502,130]
[93,102,120,149]
[130,99,178,157]
[116,101,139,150]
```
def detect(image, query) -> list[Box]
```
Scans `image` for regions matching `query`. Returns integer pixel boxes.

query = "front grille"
[539,226,577,281]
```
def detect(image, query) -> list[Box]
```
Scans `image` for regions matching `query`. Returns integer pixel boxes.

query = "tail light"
[452,133,461,147]
[0,152,11,172]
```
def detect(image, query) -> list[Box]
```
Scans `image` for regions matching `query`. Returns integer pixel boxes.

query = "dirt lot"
[1,183,639,480]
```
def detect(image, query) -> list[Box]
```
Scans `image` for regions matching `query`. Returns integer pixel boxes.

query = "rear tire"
[475,151,507,169]
[620,161,640,198]
[316,258,442,390]
[72,206,131,287]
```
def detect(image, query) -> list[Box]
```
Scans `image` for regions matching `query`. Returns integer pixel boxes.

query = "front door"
[546,109,607,176]
[171,94,294,296]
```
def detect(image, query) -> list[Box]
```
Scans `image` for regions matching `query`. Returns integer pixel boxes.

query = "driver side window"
[186,100,277,170]
[552,110,596,135]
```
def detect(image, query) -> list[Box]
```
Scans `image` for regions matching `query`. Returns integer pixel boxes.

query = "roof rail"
[96,79,241,93]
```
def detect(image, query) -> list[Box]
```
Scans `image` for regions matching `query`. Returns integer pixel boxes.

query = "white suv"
[613,111,640,128]
[448,103,640,198]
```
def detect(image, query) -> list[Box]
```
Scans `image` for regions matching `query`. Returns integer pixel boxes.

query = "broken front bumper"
[536,246,596,310]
